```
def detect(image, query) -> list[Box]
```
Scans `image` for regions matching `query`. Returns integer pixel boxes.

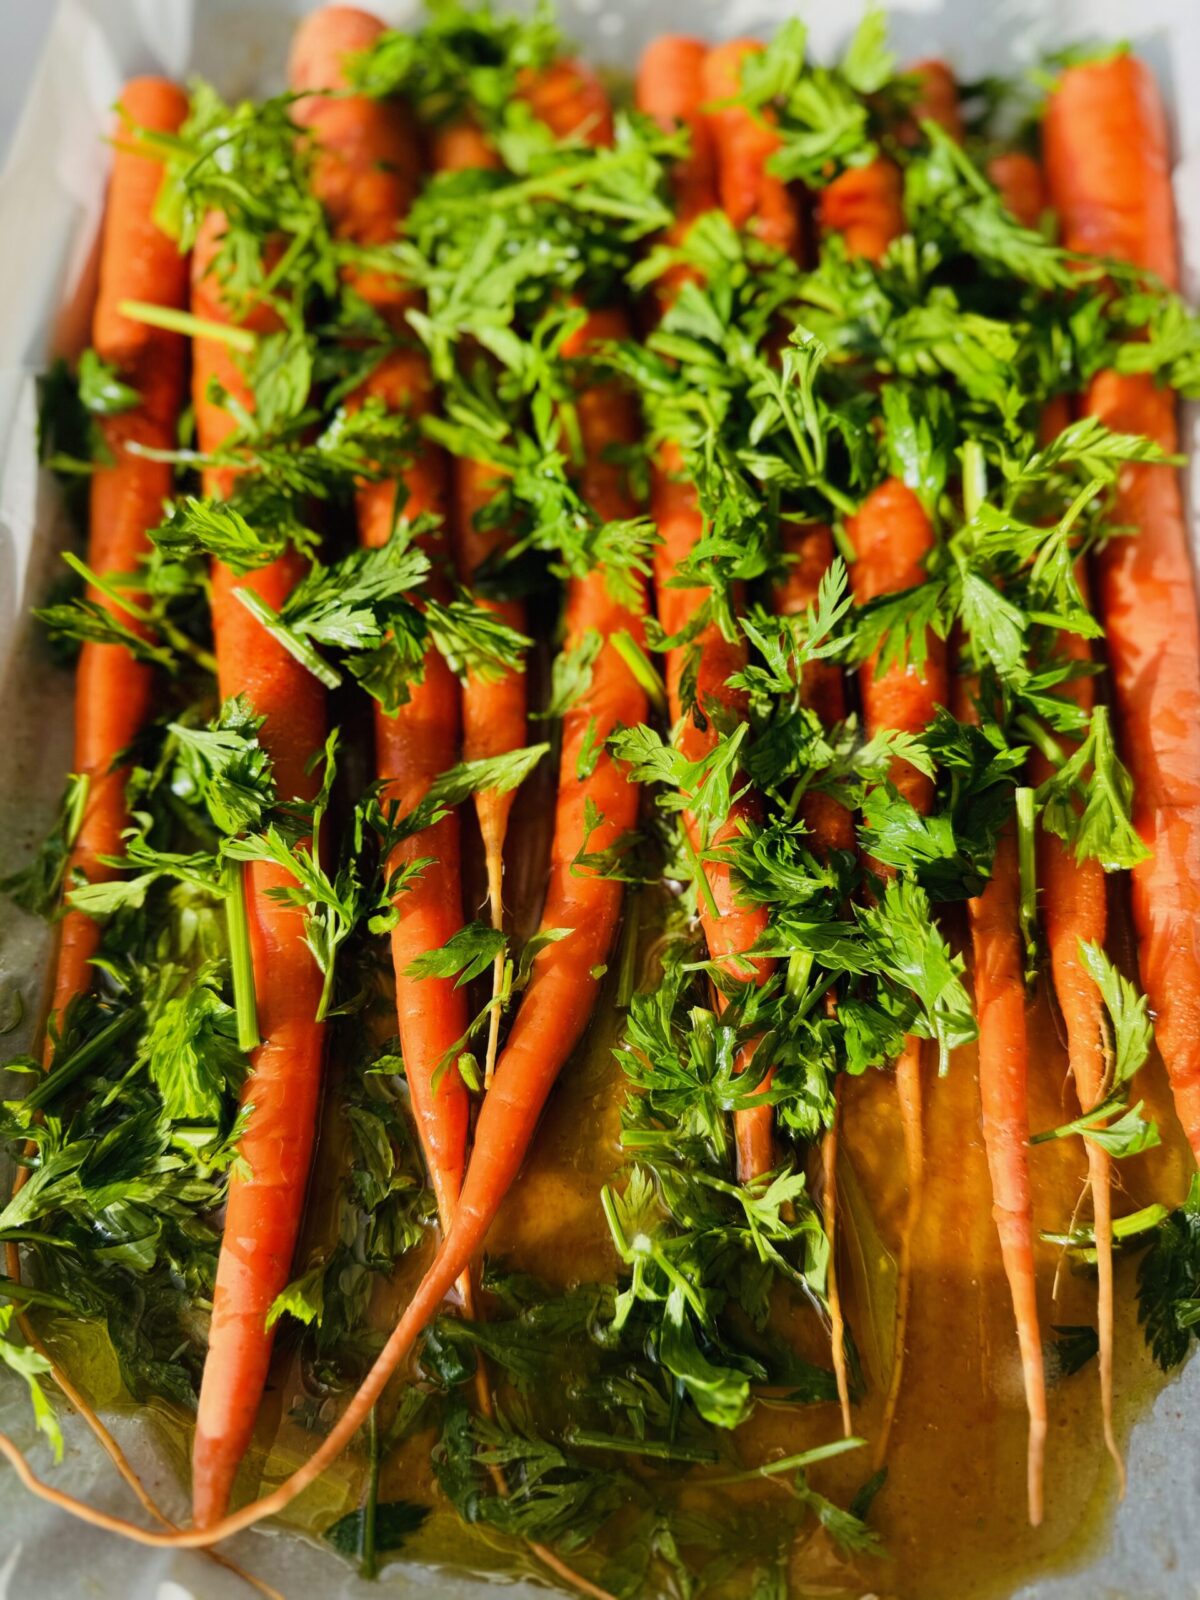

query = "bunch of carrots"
[2,3,1199,1590]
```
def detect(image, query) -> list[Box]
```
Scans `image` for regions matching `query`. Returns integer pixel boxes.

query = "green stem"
[25,1009,140,1113]
[680,825,721,923]
[705,1435,864,1484]
[615,890,641,1010]
[1015,786,1038,987]
[223,860,260,1053]
[564,1429,719,1464]
[961,439,986,520]
[1014,713,1064,769]
[60,551,218,675]
[118,299,256,353]
[232,585,342,690]
[610,629,667,716]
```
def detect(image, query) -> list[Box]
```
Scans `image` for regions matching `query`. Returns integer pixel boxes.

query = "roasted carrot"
[989,142,1124,1484]
[701,40,803,260]
[288,4,475,1255]
[47,78,190,1037]
[189,211,329,1527]
[846,478,947,1466]
[638,38,778,1181]
[427,116,529,1083]
[1044,57,1200,1169]
[966,812,1047,1523]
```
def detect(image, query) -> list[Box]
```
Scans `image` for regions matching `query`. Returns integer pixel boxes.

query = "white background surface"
[1,2,1199,1596]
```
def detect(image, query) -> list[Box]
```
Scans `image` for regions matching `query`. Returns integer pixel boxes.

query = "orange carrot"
[189,208,328,1527]
[288,2,475,1253]
[48,78,190,1035]
[638,39,780,1181]
[991,130,1122,1481]
[910,58,965,142]
[429,116,529,1083]
[847,479,946,812]
[819,158,904,265]
[965,810,1047,1524]
[521,57,614,146]
[1045,57,1200,1168]
[701,41,803,260]
[987,151,1046,230]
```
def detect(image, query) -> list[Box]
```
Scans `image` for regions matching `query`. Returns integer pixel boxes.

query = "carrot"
[847,480,945,815]
[818,158,904,265]
[636,38,778,1180]
[189,206,329,1527]
[47,78,190,1038]
[1043,54,1178,290]
[1044,57,1200,1168]
[427,116,529,1084]
[988,142,1125,1484]
[964,805,1047,1524]
[845,478,948,1459]
[910,58,965,142]
[1032,609,1120,1484]
[520,56,615,146]
[987,151,1046,230]
[288,2,476,1245]
[701,41,803,260]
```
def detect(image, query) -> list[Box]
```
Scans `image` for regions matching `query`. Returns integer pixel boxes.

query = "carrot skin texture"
[846,479,946,813]
[288,6,475,1228]
[190,212,328,1528]
[702,41,802,259]
[91,79,193,369]
[1045,58,1200,1159]
[51,79,190,1032]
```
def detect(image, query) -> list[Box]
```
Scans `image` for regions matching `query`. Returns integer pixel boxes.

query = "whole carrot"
[288,4,475,1249]
[991,122,1122,1481]
[638,38,778,1181]
[1044,57,1200,1162]
[701,40,803,260]
[189,206,329,1528]
[429,115,529,1083]
[48,79,190,1035]
[965,812,1047,1523]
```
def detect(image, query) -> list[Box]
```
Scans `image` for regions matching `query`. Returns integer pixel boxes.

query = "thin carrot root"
[1087,1141,1122,1490]
[479,795,508,1086]
[821,1088,852,1438]
[875,1037,923,1471]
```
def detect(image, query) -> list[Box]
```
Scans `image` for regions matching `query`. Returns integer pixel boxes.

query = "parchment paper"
[1,1,1199,1595]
